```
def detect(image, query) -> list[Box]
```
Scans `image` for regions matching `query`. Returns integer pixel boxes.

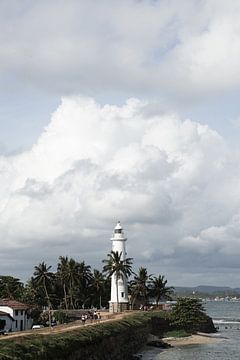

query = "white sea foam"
[213,319,240,325]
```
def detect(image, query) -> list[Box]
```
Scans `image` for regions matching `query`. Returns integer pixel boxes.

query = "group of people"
[81,310,101,325]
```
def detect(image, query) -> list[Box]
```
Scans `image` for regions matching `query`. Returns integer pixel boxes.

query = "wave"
[213,319,240,325]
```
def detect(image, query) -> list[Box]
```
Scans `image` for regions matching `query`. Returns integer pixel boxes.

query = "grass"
[163,329,191,338]
[0,311,156,360]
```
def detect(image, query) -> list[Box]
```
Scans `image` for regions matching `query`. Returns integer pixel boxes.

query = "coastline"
[138,333,226,359]
[163,333,225,346]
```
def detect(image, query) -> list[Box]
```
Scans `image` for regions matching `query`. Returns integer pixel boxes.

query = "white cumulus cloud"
[1,96,240,285]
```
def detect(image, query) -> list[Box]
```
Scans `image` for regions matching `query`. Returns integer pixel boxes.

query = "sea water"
[140,301,240,360]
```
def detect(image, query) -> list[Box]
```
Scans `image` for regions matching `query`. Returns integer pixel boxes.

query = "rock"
[146,340,171,348]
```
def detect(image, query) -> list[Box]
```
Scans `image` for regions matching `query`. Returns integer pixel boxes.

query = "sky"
[1,0,240,287]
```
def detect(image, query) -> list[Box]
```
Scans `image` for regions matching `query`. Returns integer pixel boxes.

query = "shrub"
[170,298,212,333]
[53,310,70,324]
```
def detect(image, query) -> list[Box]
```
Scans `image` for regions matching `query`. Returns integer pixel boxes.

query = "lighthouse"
[109,221,129,313]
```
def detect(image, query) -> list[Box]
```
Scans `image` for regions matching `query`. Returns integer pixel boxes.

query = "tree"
[129,267,151,308]
[57,256,70,310]
[102,250,133,312]
[150,275,174,306]
[74,261,92,309]
[171,298,209,332]
[33,262,55,326]
[0,276,24,300]
[53,310,70,324]
[68,258,79,309]
[23,277,46,307]
[89,269,106,308]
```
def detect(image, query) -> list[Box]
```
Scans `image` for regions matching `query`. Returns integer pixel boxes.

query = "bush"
[170,298,214,333]
[53,310,70,324]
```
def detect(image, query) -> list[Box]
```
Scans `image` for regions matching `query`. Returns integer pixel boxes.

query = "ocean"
[140,301,240,359]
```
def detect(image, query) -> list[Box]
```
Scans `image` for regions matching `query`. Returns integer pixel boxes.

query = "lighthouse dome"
[111,221,127,241]
[114,221,123,234]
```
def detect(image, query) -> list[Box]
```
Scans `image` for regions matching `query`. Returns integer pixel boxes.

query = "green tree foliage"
[26,257,111,313]
[1,256,175,323]
[53,310,70,324]
[33,262,54,310]
[32,262,55,327]
[73,261,92,309]
[57,256,70,310]
[0,276,24,300]
[89,269,106,308]
[171,298,209,332]
[149,275,174,305]
[129,267,152,308]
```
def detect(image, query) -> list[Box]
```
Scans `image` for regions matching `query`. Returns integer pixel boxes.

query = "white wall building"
[0,299,33,332]
[109,221,129,313]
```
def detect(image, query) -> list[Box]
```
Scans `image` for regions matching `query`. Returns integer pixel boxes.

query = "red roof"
[0,299,29,310]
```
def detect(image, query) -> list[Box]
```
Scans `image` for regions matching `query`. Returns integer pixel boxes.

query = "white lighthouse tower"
[109,221,129,313]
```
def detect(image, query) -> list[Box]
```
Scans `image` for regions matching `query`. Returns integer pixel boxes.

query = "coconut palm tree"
[33,262,54,309]
[74,261,92,308]
[68,258,79,309]
[77,261,92,288]
[102,250,133,312]
[57,256,70,310]
[149,275,174,306]
[33,262,54,326]
[129,267,152,309]
[90,269,106,308]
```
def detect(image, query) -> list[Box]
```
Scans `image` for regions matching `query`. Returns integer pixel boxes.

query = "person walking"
[81,314,86,325]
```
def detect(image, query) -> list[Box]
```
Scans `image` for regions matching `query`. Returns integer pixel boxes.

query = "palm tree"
[68,258,79,309]
[33,262,54,326]
[77,261,92,288]
[150,275,174,306]
[33,262,54,309]
[23,276,47,307]
[129,267,152,309]
[74,261,92,308]
[102,250,133,312]
[57,256,70,310]
[90,269,106,308]
[0,276,24,300]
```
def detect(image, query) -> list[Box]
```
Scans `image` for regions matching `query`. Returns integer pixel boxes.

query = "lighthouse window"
[115,229,122,233]
[121,292,124,298]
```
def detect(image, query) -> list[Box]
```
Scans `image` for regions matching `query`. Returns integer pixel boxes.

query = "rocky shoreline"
[134,332,224,359]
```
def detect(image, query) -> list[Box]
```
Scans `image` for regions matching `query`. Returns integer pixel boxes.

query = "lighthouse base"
[109,302,129,313]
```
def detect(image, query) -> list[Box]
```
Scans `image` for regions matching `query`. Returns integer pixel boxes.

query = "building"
[109,221,129,313]
[0,299,33,332]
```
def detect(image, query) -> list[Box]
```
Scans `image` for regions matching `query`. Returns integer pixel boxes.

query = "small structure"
[0,299,32,332]
[109,221,129,313]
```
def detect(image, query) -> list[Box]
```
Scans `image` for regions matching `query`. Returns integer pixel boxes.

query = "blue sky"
[1,0,240,286]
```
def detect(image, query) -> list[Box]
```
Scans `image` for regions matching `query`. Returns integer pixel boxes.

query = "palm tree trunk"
[43,278,51,328]
[116,276,119,312]
[131,294,137,310]
[70,280,75,309]
[63,283,68,310]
